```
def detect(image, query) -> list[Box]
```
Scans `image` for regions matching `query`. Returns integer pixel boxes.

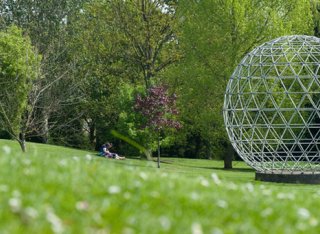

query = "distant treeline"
[0,0,319,159]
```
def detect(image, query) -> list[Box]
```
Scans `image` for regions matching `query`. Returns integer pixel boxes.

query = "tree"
[0,0,87,53]
[311,0,320,37]
[165,0,314,167]
[0,25,41,151]
[0,0,90,146]
[135,85,181,168]
[68,0,181,149]
[109,0,181,89]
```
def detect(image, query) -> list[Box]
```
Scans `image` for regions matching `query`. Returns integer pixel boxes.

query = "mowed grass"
[0,140,320,233]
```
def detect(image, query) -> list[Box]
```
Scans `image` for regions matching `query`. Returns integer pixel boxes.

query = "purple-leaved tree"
[135,85,181,168]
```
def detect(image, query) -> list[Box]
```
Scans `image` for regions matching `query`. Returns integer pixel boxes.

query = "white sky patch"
[61,15,67,25]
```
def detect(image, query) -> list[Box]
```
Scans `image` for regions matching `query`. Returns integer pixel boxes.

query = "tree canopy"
[0,25,41,151]
[0,0,318,160]
[163,0,314,160]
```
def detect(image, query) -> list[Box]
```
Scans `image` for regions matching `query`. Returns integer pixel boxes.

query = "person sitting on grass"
[99,142,125,160]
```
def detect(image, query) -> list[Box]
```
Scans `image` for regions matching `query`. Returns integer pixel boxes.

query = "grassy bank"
[0,139,319,234]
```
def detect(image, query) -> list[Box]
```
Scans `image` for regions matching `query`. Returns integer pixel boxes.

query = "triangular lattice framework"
[223,35,320,173]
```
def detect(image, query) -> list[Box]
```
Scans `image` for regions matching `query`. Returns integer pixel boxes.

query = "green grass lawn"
[0,139,320,234]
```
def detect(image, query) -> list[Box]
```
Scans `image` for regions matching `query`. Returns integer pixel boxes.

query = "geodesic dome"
[223,35,320,174]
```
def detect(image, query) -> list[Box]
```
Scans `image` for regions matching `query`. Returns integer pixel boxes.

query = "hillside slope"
[0,139,318,234]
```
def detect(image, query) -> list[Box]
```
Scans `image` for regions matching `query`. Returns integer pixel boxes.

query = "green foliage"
[68,1,126,149]
[310,0,320,37]
[0,0,88,52]
[0,0,91,146]
[72,0,180,88]
[68,0,181,151]
[164,0,314,159]
[114,83,177,156]
[0,0,319,158]
[113,83,147,155]
[106,0,181,88]
[0,25,41,136]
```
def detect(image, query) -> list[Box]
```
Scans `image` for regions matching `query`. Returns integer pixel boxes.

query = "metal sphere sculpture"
[223,35,320,177]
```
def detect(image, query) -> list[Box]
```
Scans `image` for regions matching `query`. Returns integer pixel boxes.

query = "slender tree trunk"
[157,131,160,168]
[19,132,26,153]
[42,111,49,143]
[44,111,49,142]
[89,120,96,149]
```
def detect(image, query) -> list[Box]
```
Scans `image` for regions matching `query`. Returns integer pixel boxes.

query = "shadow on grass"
[160,159,255,173]
[198,166,254,173]
[101,157,159,169]
[101,156,255,174]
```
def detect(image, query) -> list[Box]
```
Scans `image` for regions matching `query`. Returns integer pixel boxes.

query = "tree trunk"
[224,143,233,169]
[89,120,96,149]
[157,132,160,168]
[42,111,49,143]
[19,132,26,152]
